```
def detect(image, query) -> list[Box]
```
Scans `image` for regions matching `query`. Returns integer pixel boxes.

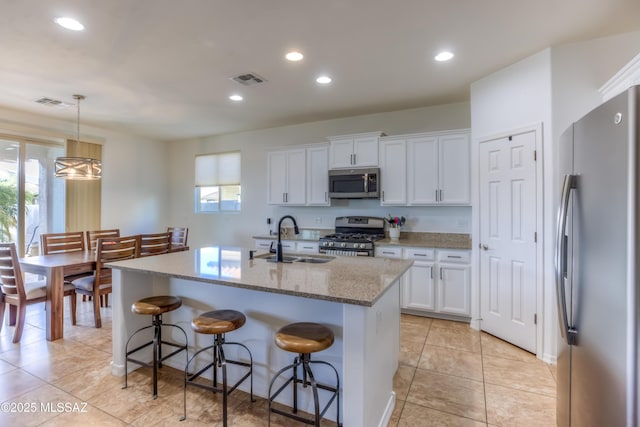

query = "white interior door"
[479,131,537,353]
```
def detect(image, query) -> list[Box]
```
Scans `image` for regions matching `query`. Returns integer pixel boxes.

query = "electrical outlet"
[267,218,271,225]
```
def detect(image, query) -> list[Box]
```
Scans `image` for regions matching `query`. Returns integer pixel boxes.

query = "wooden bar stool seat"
[268,322,341,426]
[181,309,254,426]
[123,295,188,399]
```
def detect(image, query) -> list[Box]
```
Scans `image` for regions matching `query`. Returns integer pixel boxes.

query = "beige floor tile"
[0,358,17,375]
[483,355,556,397]
[430,318,474,332]
[0,368,47,402]
[39,404,128,426]
[407,369,486,423]
[418,345,483,381]
[0,383,85,427]
[51,363,123,401]
[480,332,536,362]
[426,325,481,353]
[401,322,430,342]
[485,383,556,427]
[398,401,487,426]
[399,338,425,367]
[548,364,557,383]
[393,365,415,401]
[401,314,433,329]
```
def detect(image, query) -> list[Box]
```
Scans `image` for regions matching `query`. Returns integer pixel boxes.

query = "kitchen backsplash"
[266,200,471,234]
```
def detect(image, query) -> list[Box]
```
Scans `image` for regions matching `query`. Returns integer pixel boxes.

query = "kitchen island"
[108,247,412,426]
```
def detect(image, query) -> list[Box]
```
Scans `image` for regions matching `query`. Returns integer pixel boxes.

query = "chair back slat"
[167,227,188,248]
[93,236,137,286]
[40,232,85,254]
[87,229,120,251]
[0,243,26,299]
[137,232,171,257]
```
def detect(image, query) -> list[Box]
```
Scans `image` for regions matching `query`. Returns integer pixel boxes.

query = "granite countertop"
[376,232,472,250]
[108,246,412,307]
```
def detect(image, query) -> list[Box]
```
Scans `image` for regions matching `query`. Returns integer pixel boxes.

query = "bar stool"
[181,309,254,426]
[268,322,341,426]
[123,295,188,399]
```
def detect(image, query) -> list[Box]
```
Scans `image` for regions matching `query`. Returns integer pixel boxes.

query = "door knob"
[482,244,489,251]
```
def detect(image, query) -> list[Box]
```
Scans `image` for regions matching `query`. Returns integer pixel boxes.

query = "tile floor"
[0,303,557,426]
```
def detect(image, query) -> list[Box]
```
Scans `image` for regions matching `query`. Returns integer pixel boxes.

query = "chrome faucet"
[276,215,300,262]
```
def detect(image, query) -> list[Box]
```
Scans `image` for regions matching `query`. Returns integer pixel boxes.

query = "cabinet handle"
[282,193,286,203]
[382,190,385,201]
[382,251,395,255]
[414,253,427,257]
[447,255,462,259]
[435,189,439,202]
[325,192,328,202]
[353,153,356,164]
[285,193,288,203]
[430,266,433,279]
[440,267,443,281]
[439,189,443,201]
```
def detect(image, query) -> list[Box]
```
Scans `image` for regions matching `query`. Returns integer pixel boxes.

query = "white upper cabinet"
[306,145,330,206]
[267,149,306,205]
[438,133,470,204]
[407,135,439,204]
[381,130,470,206]
[408,130,470,206]
[328,132,383,169]
[379,138,407,205]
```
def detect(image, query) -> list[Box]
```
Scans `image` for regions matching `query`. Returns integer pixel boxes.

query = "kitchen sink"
[295,256,334,264]
[255,253,334,263]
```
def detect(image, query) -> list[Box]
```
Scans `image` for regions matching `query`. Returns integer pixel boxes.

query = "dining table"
[19,251,96,341]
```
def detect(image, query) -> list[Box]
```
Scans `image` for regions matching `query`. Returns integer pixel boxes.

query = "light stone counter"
[377,231,472,250]
[108,246,412,426]
[108,246,411,306]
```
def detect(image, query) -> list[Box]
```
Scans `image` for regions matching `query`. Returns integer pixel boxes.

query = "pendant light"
[54,94,102,180]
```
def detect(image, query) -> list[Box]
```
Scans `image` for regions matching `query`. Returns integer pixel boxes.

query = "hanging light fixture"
[54,94,102,180]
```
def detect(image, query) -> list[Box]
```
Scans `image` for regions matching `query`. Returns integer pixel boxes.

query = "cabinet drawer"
[437,250,470,263]
[281,241,296,251]
[404,248,435,261]
[375,247,403,259]
[296,242,319,254]
[255,239,273,250]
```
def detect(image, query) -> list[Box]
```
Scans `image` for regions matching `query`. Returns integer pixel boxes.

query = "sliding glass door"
[0,136,65,255]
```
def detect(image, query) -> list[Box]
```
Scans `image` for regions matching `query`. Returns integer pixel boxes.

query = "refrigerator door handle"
[555,173,578,345]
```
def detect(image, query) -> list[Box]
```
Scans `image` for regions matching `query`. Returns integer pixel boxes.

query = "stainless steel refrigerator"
[556,84,640,427]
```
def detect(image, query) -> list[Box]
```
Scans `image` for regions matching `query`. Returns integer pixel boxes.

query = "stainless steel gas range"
[319,216,385,256]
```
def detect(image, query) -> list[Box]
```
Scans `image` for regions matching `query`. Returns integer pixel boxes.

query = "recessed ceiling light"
[434,51,454,62]
[54,17,84,31]
[229,94,243,101]
[316,76,332,84]
[285,51,304,62]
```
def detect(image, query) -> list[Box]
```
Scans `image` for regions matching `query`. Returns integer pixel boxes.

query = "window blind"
[195,152,241,187]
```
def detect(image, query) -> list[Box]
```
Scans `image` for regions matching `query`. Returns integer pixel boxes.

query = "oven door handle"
[363,173,369,193]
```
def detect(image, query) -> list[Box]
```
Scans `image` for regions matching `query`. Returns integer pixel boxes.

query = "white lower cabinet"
[377,245,471,318]
[254,239,318,255]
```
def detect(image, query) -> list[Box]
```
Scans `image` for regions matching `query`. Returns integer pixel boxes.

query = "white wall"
[166,102,471,249]
[469,30,640,362]
[0,107,169,236]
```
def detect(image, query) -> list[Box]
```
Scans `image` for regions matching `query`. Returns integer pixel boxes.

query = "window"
[195,151,241,213]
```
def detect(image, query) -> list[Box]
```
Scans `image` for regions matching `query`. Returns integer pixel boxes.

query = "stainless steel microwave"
[328,168,380,199]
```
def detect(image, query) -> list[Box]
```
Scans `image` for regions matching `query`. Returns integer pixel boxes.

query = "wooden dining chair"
[41,231,86,255]
[72,235,137,329]
[137,232,171,257]
[86,229,120,252]
[167,226,188,252]
[0,243,76,342]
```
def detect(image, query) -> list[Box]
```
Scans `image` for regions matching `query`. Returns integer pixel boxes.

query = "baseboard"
[378,391,396,427]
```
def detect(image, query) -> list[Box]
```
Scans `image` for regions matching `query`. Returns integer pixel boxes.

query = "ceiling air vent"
[231,72,267,86]
[34,97,72,108]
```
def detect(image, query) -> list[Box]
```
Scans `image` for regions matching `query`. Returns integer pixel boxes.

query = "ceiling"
[1,0,639,141]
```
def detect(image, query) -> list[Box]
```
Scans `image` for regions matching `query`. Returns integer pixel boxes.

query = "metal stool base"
[123,313,188,399]
[181,333,254,427]
[268,353,341,426]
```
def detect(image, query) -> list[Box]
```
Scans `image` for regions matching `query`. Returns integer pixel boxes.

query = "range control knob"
[352,243,359,248]
[329,242,334,247]
[340,242,347,248]
[360,243,366,249]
